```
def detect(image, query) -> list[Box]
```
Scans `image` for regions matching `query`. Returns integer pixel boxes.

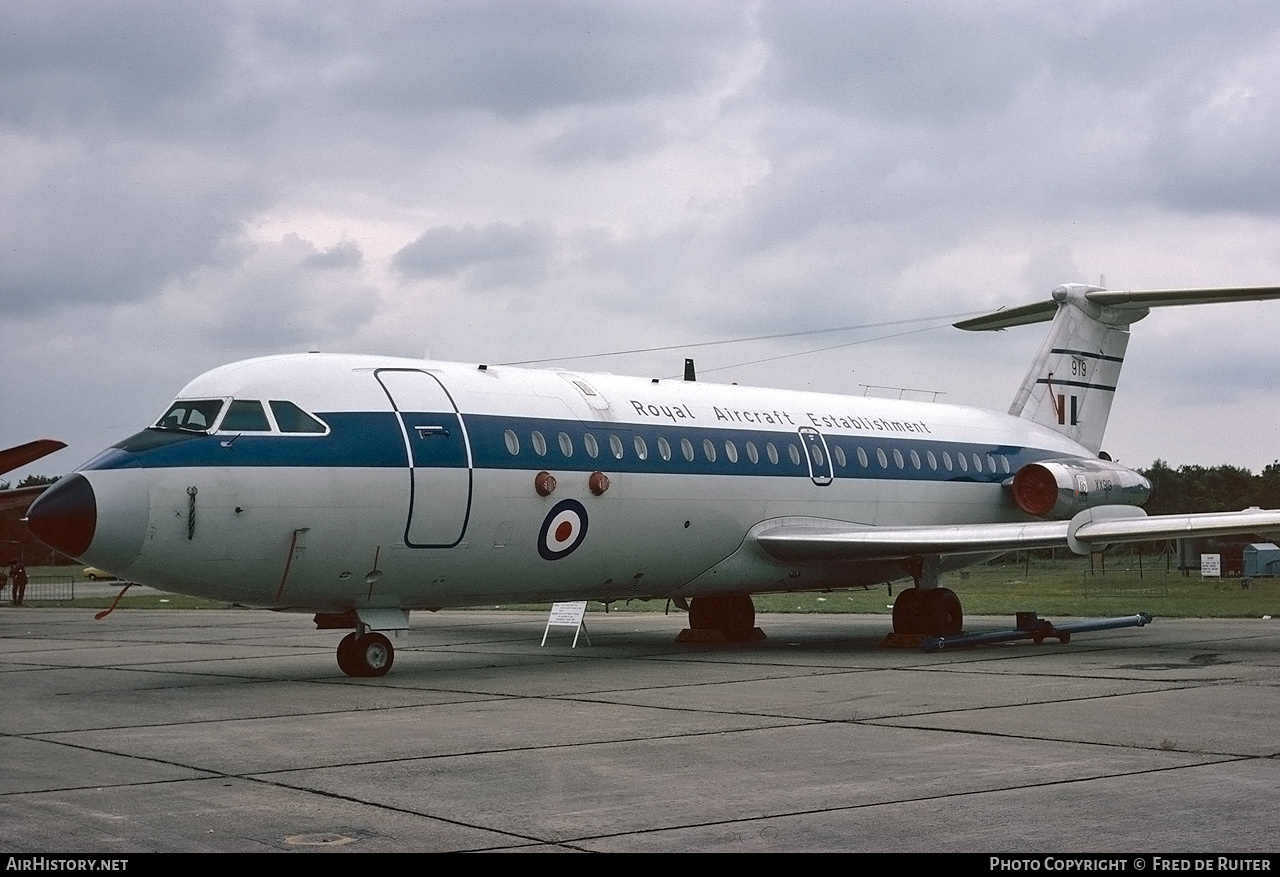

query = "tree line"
[1139,460,1280,516]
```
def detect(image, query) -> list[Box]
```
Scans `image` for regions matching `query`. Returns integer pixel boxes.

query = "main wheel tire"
[336,632,395,677]
[355,632,394,677]
[920,587,963,636]
[688,594,756,638]
[892,587,925,634]
[336,632,361,677]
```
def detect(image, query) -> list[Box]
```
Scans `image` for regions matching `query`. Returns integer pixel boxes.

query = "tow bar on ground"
[919,612,1154,653]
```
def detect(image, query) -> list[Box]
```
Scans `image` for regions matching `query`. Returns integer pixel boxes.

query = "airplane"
[23,283,1280,677]
[0,439,67,512]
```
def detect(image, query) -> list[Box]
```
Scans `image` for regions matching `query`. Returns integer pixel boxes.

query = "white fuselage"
[68,353,1089,613]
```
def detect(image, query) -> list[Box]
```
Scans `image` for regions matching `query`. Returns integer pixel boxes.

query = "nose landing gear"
[336,631,395,677]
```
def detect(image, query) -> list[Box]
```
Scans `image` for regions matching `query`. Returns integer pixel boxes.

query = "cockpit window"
[269,400,327,434]
[155,399,225,433]
[219,400,272,432]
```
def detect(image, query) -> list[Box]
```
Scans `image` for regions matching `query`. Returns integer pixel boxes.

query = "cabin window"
[558,432,574,457]
[876,448,888,469]
[1000,454,1011,474]
[634,436,648,460]
[890,448,902,469]
[609,434,624,459]
[156,399,224,433]
[746,441,759,464]
[766,442,779,465]
[702,438,717,463]
[986,453,996,473]
[221,400,272,432]
[658,436,672,461]
[927,450,937,471]
[856,447,868,468]
[972,453,983,472]
[531,431,548,456]
[910,449,921,470]
[787,444,801,466]
[269,401,327,434]
[724,440,739,463]
[503,429,519,456]
[809,443,825,467]
[957,452,968,472]
[942,451,953,471]
[583,433,599,458]
[681,438,695,461]
[834,445,846,468]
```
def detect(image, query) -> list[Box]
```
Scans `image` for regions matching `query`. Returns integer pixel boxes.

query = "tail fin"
[956,283,1280,454]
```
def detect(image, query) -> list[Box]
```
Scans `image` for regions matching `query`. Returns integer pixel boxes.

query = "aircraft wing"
[0,439,67,476]
[0,439,66,513]
[0,484,51,513]
[755,507,1280,563]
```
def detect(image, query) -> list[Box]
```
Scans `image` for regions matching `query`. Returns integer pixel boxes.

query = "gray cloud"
[0,142,270,316]
[245,1,747,120]
[166,233,379,350]
[536,109,669,164]
[304,240,363,270]
[394,221,557,289]
[0,1,230,130]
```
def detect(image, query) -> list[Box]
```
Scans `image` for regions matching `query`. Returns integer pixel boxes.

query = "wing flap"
[756,520,1071,563]
[755,507,1280,564]
[1074,508,1280,544]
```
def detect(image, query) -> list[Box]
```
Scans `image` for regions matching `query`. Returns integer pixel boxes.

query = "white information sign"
[542,601,590,647]
[1201,553,1222,577]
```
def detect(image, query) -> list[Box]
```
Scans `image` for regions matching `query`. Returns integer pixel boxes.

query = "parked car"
[83,567,117,580]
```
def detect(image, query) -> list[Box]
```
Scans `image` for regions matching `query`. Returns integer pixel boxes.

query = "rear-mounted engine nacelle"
[1010,458,1151,519]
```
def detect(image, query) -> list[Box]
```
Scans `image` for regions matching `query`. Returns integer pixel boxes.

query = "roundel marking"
[538,499,588,561]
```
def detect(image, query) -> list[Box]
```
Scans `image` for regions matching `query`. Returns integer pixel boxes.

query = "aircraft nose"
[26,473,97,559]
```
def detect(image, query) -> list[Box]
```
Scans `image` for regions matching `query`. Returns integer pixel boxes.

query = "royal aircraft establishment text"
[629,401,932,435]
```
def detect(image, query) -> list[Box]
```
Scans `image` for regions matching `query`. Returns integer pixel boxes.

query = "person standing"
[10,561,26,607]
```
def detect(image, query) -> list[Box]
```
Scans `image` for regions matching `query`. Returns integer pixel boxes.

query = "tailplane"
[956,284,1280,454]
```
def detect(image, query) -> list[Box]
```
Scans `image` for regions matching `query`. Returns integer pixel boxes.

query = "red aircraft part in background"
[0,440,68,512]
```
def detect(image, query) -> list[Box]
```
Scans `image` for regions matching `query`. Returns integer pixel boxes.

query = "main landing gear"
[336,631,395,677]
[889,555,964,638]
[891,587,963,637]
[686,594,763,641]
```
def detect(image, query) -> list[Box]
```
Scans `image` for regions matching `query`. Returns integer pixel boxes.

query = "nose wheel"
[336,631,395,677]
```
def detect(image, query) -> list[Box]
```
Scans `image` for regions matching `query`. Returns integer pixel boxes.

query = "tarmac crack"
[499,754,1260,849]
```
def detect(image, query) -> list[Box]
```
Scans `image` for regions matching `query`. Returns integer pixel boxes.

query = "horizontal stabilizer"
[956,285,1280,331]
[755,506,1280,563]
[953,300,1058,331]
[956,282,1280,453]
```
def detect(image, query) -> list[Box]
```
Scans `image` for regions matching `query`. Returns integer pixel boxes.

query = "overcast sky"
[5,1,1280,484]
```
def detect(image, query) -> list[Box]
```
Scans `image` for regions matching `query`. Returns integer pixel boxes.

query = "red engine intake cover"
[1011,464,1059,517]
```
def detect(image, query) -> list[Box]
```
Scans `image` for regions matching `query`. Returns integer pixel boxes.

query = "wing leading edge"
[755,507,1280,564]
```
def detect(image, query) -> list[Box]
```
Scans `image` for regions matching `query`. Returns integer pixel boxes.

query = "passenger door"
[376,369,473,547]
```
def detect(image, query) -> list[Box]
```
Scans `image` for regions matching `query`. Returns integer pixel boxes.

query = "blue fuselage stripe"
[86,411,1069,484]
